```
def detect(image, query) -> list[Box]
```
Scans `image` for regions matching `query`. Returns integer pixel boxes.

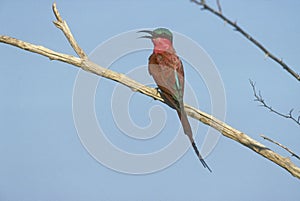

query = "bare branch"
[261,135,300,160]
[190,0,300,82]
[250,80,300,126]
[1,34,300,179]
[1,3,300,179]
[52,2,87,59]
[0,36,83,66]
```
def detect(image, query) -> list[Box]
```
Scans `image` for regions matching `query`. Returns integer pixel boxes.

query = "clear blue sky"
[1,0,299,200]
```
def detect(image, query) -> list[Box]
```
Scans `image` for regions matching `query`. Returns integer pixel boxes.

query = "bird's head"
[138,28,173,52]
[138,28,173,43]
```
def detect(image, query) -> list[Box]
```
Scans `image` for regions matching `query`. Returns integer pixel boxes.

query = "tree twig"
[190,0,300,82]
[216,0,222,14]
[261,135,300,160]
[52,2,87,59]
[1,3,300,179]
[250,80,300,126]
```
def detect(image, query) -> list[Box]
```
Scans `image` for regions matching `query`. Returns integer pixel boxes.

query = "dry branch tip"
[52,2,62,22]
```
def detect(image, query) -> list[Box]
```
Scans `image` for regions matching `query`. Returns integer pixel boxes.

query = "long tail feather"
[177,109,212,172]
[158,90,212,172]
[192,141,212,172]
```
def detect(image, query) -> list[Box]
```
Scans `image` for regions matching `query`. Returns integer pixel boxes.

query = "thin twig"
[52,3,87,59]
[250,80,300,126]
[1,3,300,179]
[190,0,300,82]
[261,135,300,160]
[216,0,222,14]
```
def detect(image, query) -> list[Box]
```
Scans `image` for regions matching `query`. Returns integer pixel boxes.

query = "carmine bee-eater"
[139,28,212,172]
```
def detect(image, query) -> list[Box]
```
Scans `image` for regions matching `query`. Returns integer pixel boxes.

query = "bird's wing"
[148,53,185,107]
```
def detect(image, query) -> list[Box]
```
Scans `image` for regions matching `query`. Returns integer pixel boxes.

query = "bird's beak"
[137,30,153,39]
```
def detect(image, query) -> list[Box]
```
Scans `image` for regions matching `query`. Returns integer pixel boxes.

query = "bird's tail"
[176,109,212,172]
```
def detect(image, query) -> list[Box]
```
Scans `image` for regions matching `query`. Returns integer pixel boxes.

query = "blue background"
[1,0,299,200]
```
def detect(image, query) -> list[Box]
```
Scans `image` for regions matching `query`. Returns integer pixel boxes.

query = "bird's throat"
[153,38,174,54]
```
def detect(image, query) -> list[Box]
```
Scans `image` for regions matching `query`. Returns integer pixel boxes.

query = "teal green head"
[138,28,173,43]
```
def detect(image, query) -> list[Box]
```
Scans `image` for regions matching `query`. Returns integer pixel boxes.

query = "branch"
[250,80,300,126]
[52,2,87,59]
[1,38,300,180]
[190,0,300,82]
[1,3,300,179]
[261,135,300,160]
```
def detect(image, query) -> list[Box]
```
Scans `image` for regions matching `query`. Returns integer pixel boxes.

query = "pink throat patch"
[153,38,173,54]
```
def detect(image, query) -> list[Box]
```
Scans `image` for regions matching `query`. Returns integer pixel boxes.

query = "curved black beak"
[137,30,153,39]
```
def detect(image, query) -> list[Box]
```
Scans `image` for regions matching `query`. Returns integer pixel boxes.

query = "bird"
[139,28,212,172]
